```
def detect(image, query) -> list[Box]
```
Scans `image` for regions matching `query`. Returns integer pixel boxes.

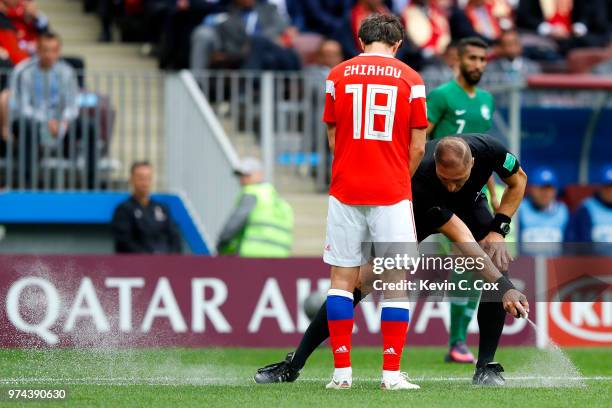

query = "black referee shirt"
[412,133,520,240]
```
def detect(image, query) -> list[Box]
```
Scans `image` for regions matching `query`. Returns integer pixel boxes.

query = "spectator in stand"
[190,0,300,71]
[157,0,229,69]
[334,0,390,59]
[390,0,408,14]
[217,157,294,257]
[420,42,459,84]
[5,32,98,188]
[487,29,541,79]
[303,39,343,184]
[518,166,569,255]
[302,0,353,36]
[516,0,609,56]
[97,0,120,43]
[303,38,343,109]
[401,0,451,61]
[567,165,612,251]
[7,0,49,55]
[462,0,514,43]
[143,0,175,51]
[445,1,479,40]
[305,38,343,74]
[268,0,305,31]
[98,0,170,45]
[0,0,29,66]
[302,39,343,103]
[112,161,183,254]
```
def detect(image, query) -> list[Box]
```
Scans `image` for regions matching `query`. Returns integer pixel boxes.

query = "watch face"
[501,223,511,234]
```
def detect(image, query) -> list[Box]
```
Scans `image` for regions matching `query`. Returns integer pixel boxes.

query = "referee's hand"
[502,289,530,318]
[480,232,513,271]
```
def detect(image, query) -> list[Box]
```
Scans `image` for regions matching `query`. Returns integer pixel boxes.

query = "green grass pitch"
[0,347,610,407]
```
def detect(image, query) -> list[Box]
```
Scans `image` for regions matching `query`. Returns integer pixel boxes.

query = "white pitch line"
[0,376,610,386]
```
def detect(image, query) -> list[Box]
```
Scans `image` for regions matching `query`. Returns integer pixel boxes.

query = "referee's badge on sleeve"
[503,153,517,172]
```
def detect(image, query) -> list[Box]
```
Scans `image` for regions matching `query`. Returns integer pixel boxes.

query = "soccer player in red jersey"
[321,13,427,390]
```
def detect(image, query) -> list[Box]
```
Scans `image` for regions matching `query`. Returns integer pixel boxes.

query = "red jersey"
[323,53,428,205]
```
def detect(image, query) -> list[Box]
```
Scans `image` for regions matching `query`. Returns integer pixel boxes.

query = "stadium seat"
[292,33,324,66]
[562,184,598,212]
[566,47,612,74]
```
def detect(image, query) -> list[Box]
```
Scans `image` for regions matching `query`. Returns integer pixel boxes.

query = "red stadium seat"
[566,47,612,74]
[562,184,598,212]
[292,33,324,66]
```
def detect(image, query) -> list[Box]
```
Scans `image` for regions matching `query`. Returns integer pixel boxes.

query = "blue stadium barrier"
[0,192,210,255]
[505,107,612,187]
[587,109,612,183]
[520,108,586,187]
[276,152,320,166]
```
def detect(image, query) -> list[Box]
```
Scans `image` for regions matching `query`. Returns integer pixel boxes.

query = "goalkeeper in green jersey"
[426,37,501,364]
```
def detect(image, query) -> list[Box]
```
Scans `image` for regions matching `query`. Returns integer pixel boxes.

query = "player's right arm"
[436,212,529,318]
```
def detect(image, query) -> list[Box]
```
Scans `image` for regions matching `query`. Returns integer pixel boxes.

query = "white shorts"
[323,196,418,267]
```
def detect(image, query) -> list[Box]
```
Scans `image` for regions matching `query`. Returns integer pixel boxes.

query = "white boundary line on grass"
[0,376,610,386]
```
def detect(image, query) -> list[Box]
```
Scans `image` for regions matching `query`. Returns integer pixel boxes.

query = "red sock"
[381,305,410,371]
[381,321,409,371]
[327,289,354,368]
[328,319,353,368]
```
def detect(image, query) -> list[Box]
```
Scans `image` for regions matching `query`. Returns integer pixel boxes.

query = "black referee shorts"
[454,193,494,242]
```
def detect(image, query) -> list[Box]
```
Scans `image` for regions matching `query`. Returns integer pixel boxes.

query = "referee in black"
[254,134,529,386]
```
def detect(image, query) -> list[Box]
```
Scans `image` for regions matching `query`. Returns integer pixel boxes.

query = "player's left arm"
[408,77,428,173]
[327,123,336,151]
[408,128,426,176]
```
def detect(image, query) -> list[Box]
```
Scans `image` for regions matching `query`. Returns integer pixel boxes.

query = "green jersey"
[427,80,495,139]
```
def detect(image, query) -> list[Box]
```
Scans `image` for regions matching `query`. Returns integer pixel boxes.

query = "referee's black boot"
[472,362,505,386]
[254,352,300,384]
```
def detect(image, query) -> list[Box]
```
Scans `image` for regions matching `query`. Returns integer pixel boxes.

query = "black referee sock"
[289,289,362,371]
[476,273,508,369]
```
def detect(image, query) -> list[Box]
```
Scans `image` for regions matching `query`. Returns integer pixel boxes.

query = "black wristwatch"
[490,213,511,238]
